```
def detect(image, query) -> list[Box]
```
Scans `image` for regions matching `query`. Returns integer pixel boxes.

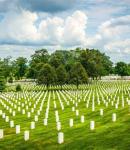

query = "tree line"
[0,48,130,91]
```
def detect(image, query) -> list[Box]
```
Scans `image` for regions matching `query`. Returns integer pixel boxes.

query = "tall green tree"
[13,57,27,79]
[0,57,12,81]
[37,63,56,89]
[56,65,67,89]
[0,68,6,92]
[49,51,64,68]
[25,48,113,81]
[79,49,112,79]
[70,62,88,89]
[115,62,129,76]
[28,49,49,78]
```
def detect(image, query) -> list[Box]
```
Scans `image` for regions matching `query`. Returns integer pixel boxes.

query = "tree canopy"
[37,63,56,89]
[70,62,88,89]
[1,48,130,91]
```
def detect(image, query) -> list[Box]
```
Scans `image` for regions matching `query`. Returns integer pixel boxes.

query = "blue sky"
[0,0,130,63]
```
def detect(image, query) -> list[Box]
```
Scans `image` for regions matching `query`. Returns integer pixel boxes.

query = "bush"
[16,84,22,92]
[8,76,13,83]
[0,76,6,92]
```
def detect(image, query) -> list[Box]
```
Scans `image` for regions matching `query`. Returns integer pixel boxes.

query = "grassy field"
[0,81,130,150]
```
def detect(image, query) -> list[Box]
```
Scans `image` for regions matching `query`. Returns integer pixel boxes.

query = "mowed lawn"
[0,81,130,150]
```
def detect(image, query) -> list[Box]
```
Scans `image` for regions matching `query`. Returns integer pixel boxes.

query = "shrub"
[16,84,22,92]
[8,76,13,83]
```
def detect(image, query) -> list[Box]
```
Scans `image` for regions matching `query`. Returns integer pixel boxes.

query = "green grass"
[0,81,130,150]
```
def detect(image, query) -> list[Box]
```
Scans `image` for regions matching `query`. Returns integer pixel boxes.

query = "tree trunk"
[46,83,49,90]
[61,84,62,90]
[76,78,79,90]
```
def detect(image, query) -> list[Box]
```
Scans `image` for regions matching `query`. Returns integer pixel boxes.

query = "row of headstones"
[59,84,128,110]
[0,112,117,142]
[0,88,123,127]
[34,91,48,122]
[53,89,126,115]
[0,128,29,141]
[0,90,44,109]
[55,90,88,111]
[58,112,117,144]
[0,91,48,120]
[0,92,49,137]
[0,90,57,129]
[84,90,127,110]
[49,81,129,110]
[52,86,124,111]
[1,88,119,121]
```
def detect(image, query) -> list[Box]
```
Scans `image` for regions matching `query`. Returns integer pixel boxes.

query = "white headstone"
[76,110,79,116]
[57,122,61,131]
[24,131,29,141]
[44,119,48,126]
[122,99,124,108]
[112,113,116,122]
[0,110,2,115]
[31,122,35,129]
[27,112,31,118]
[10,120,14,128]
[16,125,20,134]
[12,111,15,116]
[35,115,38,122]
[100,109,103,116]
[2,113,5,119]
[56,116,59,122]
[22,109,25,115]
[72,107,75,112]
[69,119,73,127]
[90,121,95,130]
[105,102,108,107]
[115,104,118,109]
[92,104,95,111]
[58,132,64,144]
[5,116,9,122]
[81,115,84,123]
[9,108,12,113]
[18,107,21,112]
[31,108,34,113]
[0,129,3,139]
[86,103,89,108]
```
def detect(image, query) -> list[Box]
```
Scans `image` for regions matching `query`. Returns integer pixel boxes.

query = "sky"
[0,0,130,63]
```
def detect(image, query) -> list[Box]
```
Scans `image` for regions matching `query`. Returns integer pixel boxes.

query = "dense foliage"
[0,48,130,90]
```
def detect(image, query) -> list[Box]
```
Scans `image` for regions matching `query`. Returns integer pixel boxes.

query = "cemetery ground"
[0,81,130,149]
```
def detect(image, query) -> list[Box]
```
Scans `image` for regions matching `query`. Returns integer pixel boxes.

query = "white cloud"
[96,15,130,62]
[105,39,130,53]
[0,8,130,63]
[0,11,39,43]
[99,15,130,39]
[39,16,64,44]
[85,34,102,47]
[0,10,89,47]
[63,11,87,46]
